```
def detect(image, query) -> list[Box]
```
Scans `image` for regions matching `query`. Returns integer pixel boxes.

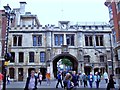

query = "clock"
[61,24,67,29]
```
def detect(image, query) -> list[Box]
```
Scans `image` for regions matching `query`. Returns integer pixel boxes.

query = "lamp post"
[3,4,15,90]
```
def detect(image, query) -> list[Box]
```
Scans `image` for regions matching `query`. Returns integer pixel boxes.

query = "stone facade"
[7,21,112,81]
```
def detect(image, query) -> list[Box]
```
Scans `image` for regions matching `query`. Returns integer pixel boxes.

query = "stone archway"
[53,53,78,78]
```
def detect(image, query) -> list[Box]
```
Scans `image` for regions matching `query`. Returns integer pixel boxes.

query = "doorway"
[84,66,92,75]
[40,67,47,80]
[18,68,23,81]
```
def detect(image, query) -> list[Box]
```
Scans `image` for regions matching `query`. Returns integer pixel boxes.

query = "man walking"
[88,72,94,88]
[56,72,63,88]
[94,72,101,88]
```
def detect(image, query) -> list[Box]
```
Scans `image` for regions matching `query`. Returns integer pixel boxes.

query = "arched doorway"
[84,66,92,75]
[94,68,99,74]
[53,53,78,78]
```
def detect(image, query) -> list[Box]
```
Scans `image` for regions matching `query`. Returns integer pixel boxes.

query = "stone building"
[4,2,113,81]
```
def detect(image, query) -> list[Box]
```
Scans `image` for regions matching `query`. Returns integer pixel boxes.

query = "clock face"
[61,24,67,29]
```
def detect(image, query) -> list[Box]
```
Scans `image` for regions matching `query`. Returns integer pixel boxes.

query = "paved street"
[5,79,119,90]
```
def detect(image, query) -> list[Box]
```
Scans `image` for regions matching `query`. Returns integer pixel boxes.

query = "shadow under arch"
[53,53,78,78]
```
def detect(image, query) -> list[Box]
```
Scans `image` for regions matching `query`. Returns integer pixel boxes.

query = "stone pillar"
[49,62,54,79]
[64,34,66,45]
[15,51,18,64]
[15,67,18,81]
[23,67,28,81]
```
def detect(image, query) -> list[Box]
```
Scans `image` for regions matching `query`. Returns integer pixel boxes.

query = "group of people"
[55,70,117,90]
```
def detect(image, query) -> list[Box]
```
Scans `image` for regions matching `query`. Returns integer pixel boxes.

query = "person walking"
[24,70,37,90]
[7,74,10,85]
[71,71,78,88]
[82,73,88,87]
[88,72,94,88]
[94,72,101,88]
[107,74,116,90]
[0,73,3,90]
[63,73,74,90]
[46,73,51,85]
[56,72,63,88]
[38,72,43,85]
[103,71,109,83]
[79,72,83,86]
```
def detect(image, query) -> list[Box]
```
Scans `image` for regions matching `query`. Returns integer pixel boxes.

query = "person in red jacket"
[0,73,3,90]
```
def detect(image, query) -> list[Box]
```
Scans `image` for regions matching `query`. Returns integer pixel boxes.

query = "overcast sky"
[0,0,110,25]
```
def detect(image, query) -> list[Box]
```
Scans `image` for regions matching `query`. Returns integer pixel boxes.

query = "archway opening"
[57,58,73,72]
[53,53,78,78]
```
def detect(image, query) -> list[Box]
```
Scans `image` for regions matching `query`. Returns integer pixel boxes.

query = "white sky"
[0,0,110,25]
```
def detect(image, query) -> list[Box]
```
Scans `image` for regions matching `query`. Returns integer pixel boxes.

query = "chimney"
[20,2,27,15]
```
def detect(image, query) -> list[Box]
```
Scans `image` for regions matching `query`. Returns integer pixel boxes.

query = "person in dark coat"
[24,70,37,90]
[56,72,63,88]
[107,74,116,90]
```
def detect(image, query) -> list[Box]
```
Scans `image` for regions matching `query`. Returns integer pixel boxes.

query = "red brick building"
[105,0,120,88]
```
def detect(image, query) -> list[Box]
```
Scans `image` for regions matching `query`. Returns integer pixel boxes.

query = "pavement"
[4,79,120,90]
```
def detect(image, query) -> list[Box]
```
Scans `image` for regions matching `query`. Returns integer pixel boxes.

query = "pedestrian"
[7,74,10,85]
[106,74,116,90]
[82,73,88,87]
[94,72,101,88]
[24,70,37,90]
[38,72,43,85]
[34,72,38,78]
[103,71,109,83]
[88,72,94,88]
[56,72,63,88]
[79,72,83,86]
[46,73,51,85]
[76,73,79,87]
[63,73,74,90]
[71,71,78,87]
[0,72,3,90]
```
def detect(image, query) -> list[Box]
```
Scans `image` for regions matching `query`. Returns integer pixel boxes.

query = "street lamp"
[3,4,15,90]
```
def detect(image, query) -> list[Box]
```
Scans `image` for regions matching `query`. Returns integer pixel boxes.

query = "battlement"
[10,22,111,31]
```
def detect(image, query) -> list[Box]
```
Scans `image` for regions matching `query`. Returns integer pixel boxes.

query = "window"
[95,35,104,46]
[115,68,120,74]
[10,52,15,62]
[13,35,22,46]
[66,34,75,46]
[40,52,46,62]
[9,68,14,78]
[54,34,64,46]
[108,5,113,19]
[118,1,120,12]
[29,52,34,62]
[85,35,93,46]
[84,55,90,63]
[100,55,104,62]
[19,52,24,63]
[33,35,42,46]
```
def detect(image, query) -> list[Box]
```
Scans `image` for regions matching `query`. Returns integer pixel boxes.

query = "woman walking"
[38,72,43,85]
[107,74,116,90]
